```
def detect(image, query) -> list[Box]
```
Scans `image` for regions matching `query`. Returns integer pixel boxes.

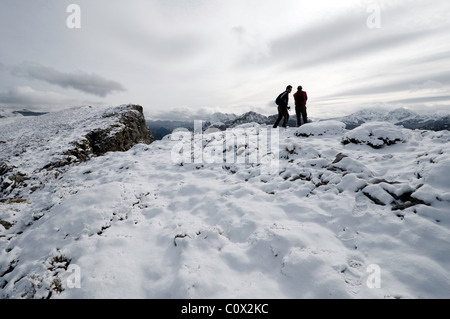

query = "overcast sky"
[1,0,449,120]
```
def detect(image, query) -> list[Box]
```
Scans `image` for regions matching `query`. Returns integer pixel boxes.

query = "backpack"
[275,92,284,106]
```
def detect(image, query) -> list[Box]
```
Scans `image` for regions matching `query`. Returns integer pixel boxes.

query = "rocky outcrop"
[63,105,154,164]
[96,105,154,155]
[0,104,154,199]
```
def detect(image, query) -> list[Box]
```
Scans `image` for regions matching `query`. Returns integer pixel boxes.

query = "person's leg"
[282,109,289,127]
[273,107,283,128]
[295,106,301,127]
[301,105,308,124]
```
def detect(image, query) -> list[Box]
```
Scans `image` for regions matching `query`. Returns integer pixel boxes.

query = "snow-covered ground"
[1,107,450,299]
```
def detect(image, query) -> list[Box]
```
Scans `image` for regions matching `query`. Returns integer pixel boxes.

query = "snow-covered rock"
[207,122,227,131]
[295,121,346,137]
[423,158,450,190]
[342,122,406,148]
[228,111,269,127]
[206,112,237,124]
[0,104,153,200]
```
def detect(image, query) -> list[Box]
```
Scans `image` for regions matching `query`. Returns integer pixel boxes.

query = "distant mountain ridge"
[147,107,450,139]
[335,108,450,130]
[2,107,448,139]
[0,109,48,118]
[147,111,299,139]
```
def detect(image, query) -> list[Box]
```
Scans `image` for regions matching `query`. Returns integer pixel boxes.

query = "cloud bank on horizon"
[0,0,449,120]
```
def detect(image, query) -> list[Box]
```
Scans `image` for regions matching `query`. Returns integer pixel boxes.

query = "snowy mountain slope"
[227,111,271,127]
[1,109,450,299]
[0,109,48,119]
[338,108,417,128]
[206,112,237,124]
[0,109,21,119]
[337,108,449,130]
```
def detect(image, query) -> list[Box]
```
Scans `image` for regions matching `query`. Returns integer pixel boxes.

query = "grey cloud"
[0,86,104,112]
[147,35,205,62]
[109,21,207,65]
[406,50,450,65]
[0,86,89,111]
[11,63,126,97]
[234,10,366,69]
[390,95,450,104]
[231,26,246,40]
[270,13,364,59]
[270,21,435,71]
[323,71,450,98]
[153,107,218,122]
[302,29,434,68]
[241,1,444,71]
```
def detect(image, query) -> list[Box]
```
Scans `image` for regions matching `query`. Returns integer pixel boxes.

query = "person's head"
[286,85,293,92]
[298,86,303,91]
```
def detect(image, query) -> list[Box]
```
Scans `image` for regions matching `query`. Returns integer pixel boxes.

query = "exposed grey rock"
[0,104,154,199]
[49,105,154,168]
[332,153,348,164]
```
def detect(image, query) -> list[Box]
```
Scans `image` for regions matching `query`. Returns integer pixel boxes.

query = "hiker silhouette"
[294,86,308,127]
[273,85,292,128]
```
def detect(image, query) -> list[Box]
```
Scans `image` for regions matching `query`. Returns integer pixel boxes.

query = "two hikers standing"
[273,85,308,128]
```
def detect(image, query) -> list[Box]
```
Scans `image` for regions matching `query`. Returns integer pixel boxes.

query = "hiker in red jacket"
[293,86,308,127]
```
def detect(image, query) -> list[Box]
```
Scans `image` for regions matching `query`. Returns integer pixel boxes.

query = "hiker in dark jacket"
[294,86,308,127]
[273,85,292,128]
